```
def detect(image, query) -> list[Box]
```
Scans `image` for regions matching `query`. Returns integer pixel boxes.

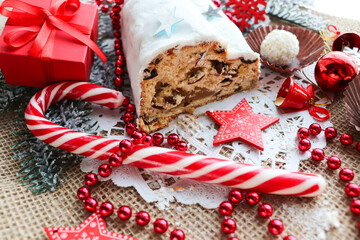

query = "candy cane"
[25,82,326,197]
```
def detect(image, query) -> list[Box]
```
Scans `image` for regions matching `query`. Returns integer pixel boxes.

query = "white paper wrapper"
[344,77,360,131]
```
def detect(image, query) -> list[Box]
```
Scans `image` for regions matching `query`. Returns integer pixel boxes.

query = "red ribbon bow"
[0,0,106,62]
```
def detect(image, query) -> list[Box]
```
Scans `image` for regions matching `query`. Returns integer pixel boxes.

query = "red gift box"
[0,0,106,87]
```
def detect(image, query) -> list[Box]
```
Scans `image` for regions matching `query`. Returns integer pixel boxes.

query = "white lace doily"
[80,65,332,210]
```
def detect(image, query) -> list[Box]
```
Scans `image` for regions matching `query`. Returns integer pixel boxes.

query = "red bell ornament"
[275,77,330,121]
[314,51,358,92]
[328,25,360,51]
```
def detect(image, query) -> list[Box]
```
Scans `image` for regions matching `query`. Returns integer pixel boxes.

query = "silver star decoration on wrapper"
[154,7,184,37]
[202,5,222,21]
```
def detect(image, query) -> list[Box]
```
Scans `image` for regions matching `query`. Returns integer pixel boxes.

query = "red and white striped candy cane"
[25,82,326,197]
[25,82,123,161]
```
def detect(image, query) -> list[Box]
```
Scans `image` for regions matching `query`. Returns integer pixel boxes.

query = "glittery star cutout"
[45,213,138,240]
[206,99,279,151]
[202,5,222,21]
[154,7,184,37]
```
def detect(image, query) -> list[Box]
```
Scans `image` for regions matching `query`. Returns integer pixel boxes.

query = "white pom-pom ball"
[260,29,299,66]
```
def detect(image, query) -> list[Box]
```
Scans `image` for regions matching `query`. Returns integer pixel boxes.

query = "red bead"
[109,154,123,167]
[112,4,121,12]
[153,218,168,234]
[268,219,284,235]
[298,139,311,151]
[340,134,354,146]
[116,59,125,67]
[246,192,260,206]
[125,123,137,135]
[212,0,222,7]
[84,197,98,212]
[170,229,185,240]
[311,148,325,161]
[297,127,310,139]
[115,0,124,4]
[115,38,121,45]
[345,183,360,197]
[96,0,103,5]
[350,199,360,214]
[284,235,298,240]
[115,67,124,76]
[339,168,354,182]
[176,141,188,151]
[228,238,240,240]
[99,202,114,217]
[114,30,121,38]
[135,211,150,226]
[358,220,360,230]
[327,156,341,169]
[117,206,132,220]
[167,133,180,146]
[126,104,136,112]
[112,24,120,30]
[131,130,144,145]
[85,173,98,186]
[98,164,112,177]
[123,112,135,123]
[77,186,90,200]
[221,218,236,234]
[225,11,233,19]
[115,50,122,56]
[152,133,164,145]
[119,139,133,153]
[114,77,123,87]
[219,201,233,216]
[228,189,243,204]
[143,135,153,146]
[357,142,360,152]
[122,96,130,106]
[100,4,109,12]
[114,43,121,51]
[309,123,322,135]
[258,203,273,218]
[324,127,337,139]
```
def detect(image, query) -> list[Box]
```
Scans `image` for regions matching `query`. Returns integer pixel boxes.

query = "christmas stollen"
[121,0,260,132]
[25,82,326,197]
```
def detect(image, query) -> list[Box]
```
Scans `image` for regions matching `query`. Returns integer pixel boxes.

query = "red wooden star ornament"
[45,213,138,240]
[206,98,279,151]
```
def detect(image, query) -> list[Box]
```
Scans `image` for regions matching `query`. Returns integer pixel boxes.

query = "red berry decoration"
[219,201,233,216]
[77,186,90,200]
[123,112,135,123]
[350,199,360,214]
[125,123,137,135]
[340,134,354,146]
[246,192,260,206]
[268,219,284,235]
[228,189,243,204]
[176,141,188,151]
[170,229,185,240]
[117,206,132,220]
[109,154,123,167]
[167,133,180,146]
[311,148,325,161]
[135,211,151,226]
[258,203,273,218]
[122,96,130,106]
[152,133,164,145]
[324,127,337,139]
[345,183,360,197]
[327,156,341,169]
[314,51,358,92]
[297,127,310,139]
[309,123,322,135]
[339,168,354,182]
[221,218,236,234]
[153,218,168,234]
[98,164,112,177]
[99,202,114,217]
[119,139,133,153]
[84,197,98,212]
[284,235,298,240]
[131,130,144,145]
[85,173,98,186]
[298,139,311,151]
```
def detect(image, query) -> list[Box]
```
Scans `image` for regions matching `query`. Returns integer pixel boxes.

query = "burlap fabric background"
[1,12,360,240]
